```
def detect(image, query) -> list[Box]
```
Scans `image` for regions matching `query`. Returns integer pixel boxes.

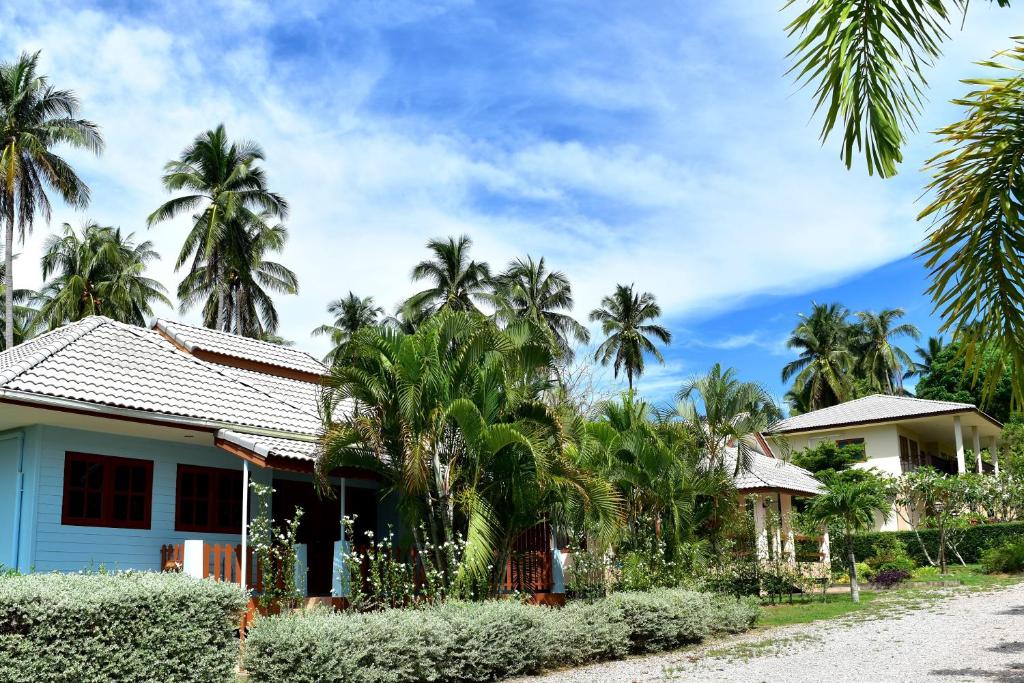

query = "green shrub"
[243,589,758,682]
[865,536,916,575]
[981,539,1024,574]
[0,571,247,683]
[855,562,875,582]
[832,521,1024,572]
[911,566,941,581]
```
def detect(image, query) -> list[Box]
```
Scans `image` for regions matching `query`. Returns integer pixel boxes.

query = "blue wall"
[7,424,391,574]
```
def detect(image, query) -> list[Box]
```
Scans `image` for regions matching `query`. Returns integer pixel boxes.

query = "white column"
[819,526,831,568]
[294,543,308,597]
[333,479,349,598]
[240,461,250,588]
[182,539,205,578]
[550,529,565,594]
[770,496,782,560]
[954,416,966,474]
[752,494,768,561]
[780,494,796,564]
[972,426,982,474]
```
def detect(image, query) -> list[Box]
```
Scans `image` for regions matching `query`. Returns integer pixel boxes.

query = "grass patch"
[756,591,881,629]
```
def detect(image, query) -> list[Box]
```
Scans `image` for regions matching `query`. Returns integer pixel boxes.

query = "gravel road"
[517,582,1024,682]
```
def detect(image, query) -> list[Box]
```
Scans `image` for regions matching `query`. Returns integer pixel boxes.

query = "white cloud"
[0,0,1018,362]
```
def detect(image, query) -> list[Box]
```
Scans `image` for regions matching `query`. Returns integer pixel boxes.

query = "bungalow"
[0,316,829,597]
[0,315,397,598]
[771,394,1004,531]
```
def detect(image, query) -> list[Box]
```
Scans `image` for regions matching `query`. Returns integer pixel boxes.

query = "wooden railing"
[160,542,263,589]
[502,550,552,592]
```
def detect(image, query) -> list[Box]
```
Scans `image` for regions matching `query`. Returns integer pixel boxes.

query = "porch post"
[332,478,348,598]
[780,493,796,564]
[819,525,831,567]
[953,416,966,474]
[751,494,768,561]
[991,436,1000,476]
[972,426,982,474]
[240,461,250,588]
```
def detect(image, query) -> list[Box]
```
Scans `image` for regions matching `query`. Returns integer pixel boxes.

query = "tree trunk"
[847,541,860,603]
[938,521,947,574]
[4,199,14,350]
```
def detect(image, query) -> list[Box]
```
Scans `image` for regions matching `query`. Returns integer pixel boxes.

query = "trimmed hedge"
[832,521,1024,572]
[242,589,759,683]
[0,572,247,683]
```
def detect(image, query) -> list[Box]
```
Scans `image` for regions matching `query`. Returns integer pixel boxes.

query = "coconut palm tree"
[808,478,890,603]
[490,255,589,360]
[0,263,40,348]
[782,303,856,411]
[589,284,672,391]
[175,215,297,337]
[311,292,384,364]
[676,363,783,474]
[854,308,920,394]
[36,222,169,329]
[404,235,491,315]
[904,336,945,381]
[0,51,103,349]
[148,124,293,336]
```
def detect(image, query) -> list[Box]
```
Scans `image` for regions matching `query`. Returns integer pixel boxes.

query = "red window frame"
[61,452,153,529]
[174,464,243,534]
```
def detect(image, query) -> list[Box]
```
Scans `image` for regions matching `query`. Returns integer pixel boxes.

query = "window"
[175,465,243,533]
[61,452,153,529]
[836,438,864,448]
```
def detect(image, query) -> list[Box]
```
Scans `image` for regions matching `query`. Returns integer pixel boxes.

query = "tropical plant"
[782,302,856,411]
[404,235,491,316]
[675,363,783,474]
[0,262,40,348]
[808,478,890,602]
[914,342,1014,422]
[905,336,945,381]
[784,0,1011,178]
[784,3,1024,409]
[148,124,294,336]
[311,292,384,364]
[490,255,590,360]
[852,308,920,394]
[0,50,103,349]
[36,221,169,328]
[589,284,671,391]
[316,309,618,592]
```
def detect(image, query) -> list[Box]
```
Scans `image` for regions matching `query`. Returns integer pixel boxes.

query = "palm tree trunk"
[847,535,860,603]
[4,199,14,350]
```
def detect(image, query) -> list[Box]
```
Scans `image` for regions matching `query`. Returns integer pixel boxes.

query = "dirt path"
[518,583,1024,682]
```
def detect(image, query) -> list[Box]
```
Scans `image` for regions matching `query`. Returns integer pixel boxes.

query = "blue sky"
[0,0,1019,410]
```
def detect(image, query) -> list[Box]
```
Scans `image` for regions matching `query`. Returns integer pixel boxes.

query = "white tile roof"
[724,447,823,495]
[218,429,319,462]
[154,318,326,376]
[773,394,978,434]
[0,317,322,435]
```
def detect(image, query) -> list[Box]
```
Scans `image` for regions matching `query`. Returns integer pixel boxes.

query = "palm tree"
[808,478,890,603]
[175,214,297,337]
[854,308,920,394]
[317,310,616,591]
[36,221,169,328]
[589,284,672,391]
[148,125,293,336]
[0,263,40,348]
[782,303,856,411]
[490,255,589,360]
[312,292,384,364]
[0,51,103,349]
[904,336,945,381]
[405,235,491,315]
[676,363,783,474]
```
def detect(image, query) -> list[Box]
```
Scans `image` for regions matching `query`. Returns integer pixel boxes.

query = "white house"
[772,394,1004,531]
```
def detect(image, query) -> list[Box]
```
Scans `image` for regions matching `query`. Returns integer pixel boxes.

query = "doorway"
[272,479,340,596]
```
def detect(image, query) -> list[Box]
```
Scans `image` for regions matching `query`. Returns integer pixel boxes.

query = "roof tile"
[773,394,977,433]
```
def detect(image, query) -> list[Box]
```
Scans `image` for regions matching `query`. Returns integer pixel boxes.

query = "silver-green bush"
[0,572,247,683]
[243,589,759,682]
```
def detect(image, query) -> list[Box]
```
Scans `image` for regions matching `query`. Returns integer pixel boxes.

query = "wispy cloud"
[0,0,1017,368]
